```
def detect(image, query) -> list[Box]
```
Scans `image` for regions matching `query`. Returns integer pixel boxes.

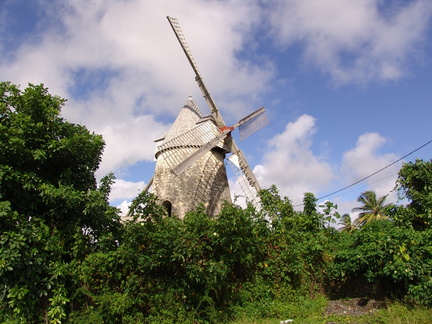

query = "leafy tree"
[257,189,337,304]
[395,159,432,229]
[0,82,120,323]
[319,201,341,228]
[352,190,390,227]
[302,192,327,230]
[72,193,270,323]
[327,220,432,305]
[338,213,356,232]
[303,192,317,217]
[259,184,295,223]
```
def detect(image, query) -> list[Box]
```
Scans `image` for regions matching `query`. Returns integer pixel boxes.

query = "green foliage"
[327,220,432,304]
[73,198,268,322]
[319,201,341,228]
[338,213,357,232]
[0,82,121,323]
[352,190,391,227]
[259,185,295,223]
[2,82,432,322]
[365,302,432,324]
[325,161,432,306]
[70,186,342,322]
[395,159,432,229]
[229,294,327,323]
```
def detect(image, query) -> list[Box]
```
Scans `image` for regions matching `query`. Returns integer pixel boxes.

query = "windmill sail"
[227,152,260,206]
[167,107,267,176]
[152,16,268,217]
[173,129,229,175]
[157,121,221,170]
[167,16,225,127]
[142,176,153,193]
[167,16,265,192]
[239,107,269,141]
[166,16,202,84]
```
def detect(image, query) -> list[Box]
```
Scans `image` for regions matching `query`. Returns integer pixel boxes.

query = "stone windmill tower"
[151,96,231,217]
[143,17,268,218]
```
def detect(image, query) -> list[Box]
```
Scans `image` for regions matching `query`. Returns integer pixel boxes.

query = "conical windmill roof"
[163,96,204,142]
[154,96,228,160]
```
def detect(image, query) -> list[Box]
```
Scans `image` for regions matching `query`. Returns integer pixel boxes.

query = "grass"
[228,299,432,324]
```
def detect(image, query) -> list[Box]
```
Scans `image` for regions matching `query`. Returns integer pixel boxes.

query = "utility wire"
[328,172,398,199]
[293,138,432,207]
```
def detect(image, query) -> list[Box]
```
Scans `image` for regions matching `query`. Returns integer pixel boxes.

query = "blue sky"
[1,0,432,215]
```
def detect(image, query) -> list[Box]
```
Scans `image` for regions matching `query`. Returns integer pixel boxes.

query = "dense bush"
[327,221,432,303]
[67,187,341,323]
[0,82,120,323]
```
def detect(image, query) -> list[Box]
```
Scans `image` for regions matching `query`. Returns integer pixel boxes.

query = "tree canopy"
[0,82,120,322]
[395,159,432,229]
[352,190,390,226]
[338,213,356,232]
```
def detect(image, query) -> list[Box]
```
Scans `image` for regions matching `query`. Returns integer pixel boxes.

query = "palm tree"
[352,190,390,227]
[338,213,356,232]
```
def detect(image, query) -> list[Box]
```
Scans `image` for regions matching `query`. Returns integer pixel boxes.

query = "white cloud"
[96,115,167,177]
[268,0,432,83]
[253,125,402,214]
[340,132,401,202]
[0,0,275,183]
[1,0,425,217]
[110,179,145,202]
[254,114,333,204]
[116,200,131,217]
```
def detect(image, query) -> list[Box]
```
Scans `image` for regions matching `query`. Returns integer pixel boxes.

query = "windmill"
[143,16,268,218]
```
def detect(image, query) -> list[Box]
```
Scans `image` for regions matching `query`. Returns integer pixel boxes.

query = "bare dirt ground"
[324,298,384,317]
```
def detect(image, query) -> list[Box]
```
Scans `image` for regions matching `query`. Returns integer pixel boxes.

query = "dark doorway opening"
[162,200,172,217]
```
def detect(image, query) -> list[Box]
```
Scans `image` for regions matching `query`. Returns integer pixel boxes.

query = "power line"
[293,138,432,207]
[327,172,399,199]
